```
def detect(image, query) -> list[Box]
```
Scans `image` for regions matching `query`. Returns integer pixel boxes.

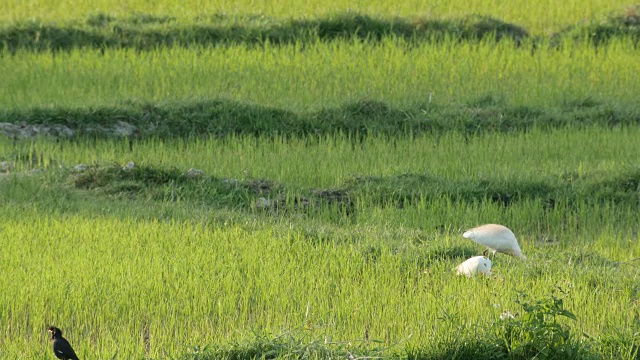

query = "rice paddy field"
[1,1,640,359]
[2,39,640,111]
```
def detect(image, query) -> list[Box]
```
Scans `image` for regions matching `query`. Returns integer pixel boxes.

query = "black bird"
[47,326,80,360]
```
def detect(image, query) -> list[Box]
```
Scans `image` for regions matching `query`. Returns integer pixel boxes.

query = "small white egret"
[463,224,526,259]
[456,256,492,277]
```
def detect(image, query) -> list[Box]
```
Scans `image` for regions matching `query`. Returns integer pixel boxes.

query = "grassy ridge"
[0,0,631,35]
[3,98,639,139]
[0,13,530,53]
[23,160,640,213]
[1,8,639,53]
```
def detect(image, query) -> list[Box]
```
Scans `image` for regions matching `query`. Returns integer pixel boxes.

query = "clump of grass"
[64,163,357,214]
[66,163,275,207]
[452,14,529,43]
[553,4,640,45]
[70,163,184,188]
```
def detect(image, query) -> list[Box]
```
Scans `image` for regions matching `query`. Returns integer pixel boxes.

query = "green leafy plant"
[492,288,587,359]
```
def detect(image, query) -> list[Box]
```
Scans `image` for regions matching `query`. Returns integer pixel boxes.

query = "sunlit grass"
[0,210,638,358]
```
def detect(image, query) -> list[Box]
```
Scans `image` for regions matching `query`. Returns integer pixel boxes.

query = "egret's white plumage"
[463,224,526,259]
[456,256,492,277]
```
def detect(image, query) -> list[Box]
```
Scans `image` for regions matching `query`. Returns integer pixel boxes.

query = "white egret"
[456,256,492,277]
[463,224,526,259]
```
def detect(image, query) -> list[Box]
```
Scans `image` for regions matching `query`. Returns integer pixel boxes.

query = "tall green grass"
[1,38,639,111]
